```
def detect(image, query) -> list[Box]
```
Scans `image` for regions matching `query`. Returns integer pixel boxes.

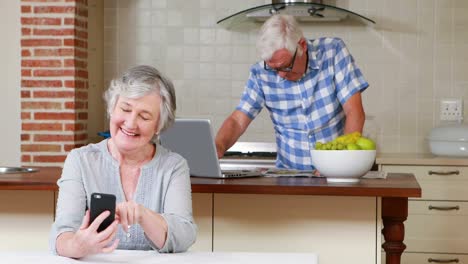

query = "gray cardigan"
[49,139,197,254]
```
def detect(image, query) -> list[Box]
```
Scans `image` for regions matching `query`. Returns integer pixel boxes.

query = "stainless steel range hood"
[217,0,375,29]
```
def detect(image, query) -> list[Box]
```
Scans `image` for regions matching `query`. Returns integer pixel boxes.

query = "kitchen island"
[0,167,420,264]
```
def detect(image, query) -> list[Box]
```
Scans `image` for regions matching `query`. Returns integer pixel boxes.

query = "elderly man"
[215,14,369,170]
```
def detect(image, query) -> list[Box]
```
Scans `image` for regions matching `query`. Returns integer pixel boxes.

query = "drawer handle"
[428,258,459,263]
[428,170,460,176]
[428,205,460,211]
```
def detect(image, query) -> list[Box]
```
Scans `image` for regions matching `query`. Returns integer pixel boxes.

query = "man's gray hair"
[257,14,304,61]
[103,65,176,133]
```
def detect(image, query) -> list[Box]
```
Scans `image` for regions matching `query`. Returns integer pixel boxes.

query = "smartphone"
[90,193,116,232]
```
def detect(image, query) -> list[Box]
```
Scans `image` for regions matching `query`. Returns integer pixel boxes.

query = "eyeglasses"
[264,48,297,73]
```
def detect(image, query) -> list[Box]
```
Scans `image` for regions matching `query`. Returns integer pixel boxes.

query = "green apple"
[356,137,376,150]
[346,143,361,150]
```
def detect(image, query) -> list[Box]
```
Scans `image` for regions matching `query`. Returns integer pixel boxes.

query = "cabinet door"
[0,190,54,251]
[382,252,468,264]
[405,200,468,253]
[214,194,378,264]
[381,165,468,200]
[190,193,213,251]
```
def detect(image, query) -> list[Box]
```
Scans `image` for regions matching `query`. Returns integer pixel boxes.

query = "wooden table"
[0,168,421,264]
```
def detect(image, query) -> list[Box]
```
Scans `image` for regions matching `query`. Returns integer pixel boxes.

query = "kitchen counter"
[0,167,61,190]
[0,167,420,198]
[377,153,468,166]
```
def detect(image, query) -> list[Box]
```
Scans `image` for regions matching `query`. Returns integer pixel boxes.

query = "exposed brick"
[33,155,67,163]
[64,18,87,28]
[34,112,76,120]
[64,59,87,68]
[64,143,85,152]
[74,133,88,141]
[65,101,86,110]
[78,112,88,120]
[33,69,75,77]
[22,49,31,57]
[65,123,85,131]
[22,155,31,163]
[33,28,75,36]
[76,91,87,100]
[75,49,87,58]
[21,5,32,13]
[76,8,88,17]
[21,17,61,26]
[21,90,31,98]
[21,112,31,120]
[33,91,75,98]
[64,38,87,49]
[34,48,74,56]
[22,59,62,67]
[34,6,75,14]
[22,69,32,77]
[22,80,62,88]
[77,70,88,78]
[71,0,88,5]
[34,134,75,142]
[76,30,87,39]
[64,79,86,88]
[22,122,62,131]
[22,27,31,36]
[21,144,62,152]
[21,101,62,110]
[21,134,30,141]
[21,39,62,47]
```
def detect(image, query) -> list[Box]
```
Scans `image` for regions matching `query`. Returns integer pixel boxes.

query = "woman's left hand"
[116,200,147,233]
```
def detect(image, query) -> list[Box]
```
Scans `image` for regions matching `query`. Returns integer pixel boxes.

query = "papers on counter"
[262,168,323,178]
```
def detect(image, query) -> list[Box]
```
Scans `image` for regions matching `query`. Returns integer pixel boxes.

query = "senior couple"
[50,14,368,257]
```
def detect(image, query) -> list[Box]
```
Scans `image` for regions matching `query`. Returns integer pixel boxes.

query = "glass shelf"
[217,2,375,30]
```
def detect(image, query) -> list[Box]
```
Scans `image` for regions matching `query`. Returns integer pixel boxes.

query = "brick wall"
[21,0,88,166]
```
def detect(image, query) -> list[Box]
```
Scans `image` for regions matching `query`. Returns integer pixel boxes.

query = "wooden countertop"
[0,167,61,190]
[377,153,468,166]
[0,167,421,198]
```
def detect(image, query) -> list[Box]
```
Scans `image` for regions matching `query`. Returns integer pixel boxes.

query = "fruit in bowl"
[311,133,377,182]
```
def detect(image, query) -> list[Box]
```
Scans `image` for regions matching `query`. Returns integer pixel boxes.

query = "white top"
[0,250,318,264]
[49,139,197,254]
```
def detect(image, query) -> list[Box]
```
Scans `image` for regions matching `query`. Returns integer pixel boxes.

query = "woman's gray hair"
[257,14,304,61]
[104,65,176,133]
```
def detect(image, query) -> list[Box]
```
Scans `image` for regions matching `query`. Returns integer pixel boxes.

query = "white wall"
[104,0,468,154]
[0,1,20,166]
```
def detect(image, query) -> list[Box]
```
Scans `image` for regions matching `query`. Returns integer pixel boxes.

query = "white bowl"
[310,149,376,183]
[428,125,468,157]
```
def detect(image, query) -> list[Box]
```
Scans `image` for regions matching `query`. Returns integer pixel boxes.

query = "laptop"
[159,119,264,179]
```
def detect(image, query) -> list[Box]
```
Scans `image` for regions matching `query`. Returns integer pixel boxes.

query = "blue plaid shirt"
[237,38,369,170]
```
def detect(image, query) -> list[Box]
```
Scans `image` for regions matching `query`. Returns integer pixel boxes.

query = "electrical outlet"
[440,98,463,121]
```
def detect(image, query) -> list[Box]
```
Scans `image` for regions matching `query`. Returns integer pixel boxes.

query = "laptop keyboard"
[222,170,263,178]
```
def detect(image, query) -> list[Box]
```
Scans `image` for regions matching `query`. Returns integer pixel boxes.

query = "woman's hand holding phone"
[69,209,120,258]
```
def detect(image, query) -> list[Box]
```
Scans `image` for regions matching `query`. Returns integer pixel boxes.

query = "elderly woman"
[49,65,197,258]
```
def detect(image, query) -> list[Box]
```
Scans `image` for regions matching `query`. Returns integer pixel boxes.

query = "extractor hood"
[217,0,375,29]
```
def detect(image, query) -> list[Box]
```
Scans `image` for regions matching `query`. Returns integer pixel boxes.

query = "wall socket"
[440,98,463,121]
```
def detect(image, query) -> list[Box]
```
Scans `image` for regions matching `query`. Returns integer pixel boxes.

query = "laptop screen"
[159,119,223,177]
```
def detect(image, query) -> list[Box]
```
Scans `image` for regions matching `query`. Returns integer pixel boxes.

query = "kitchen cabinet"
[0,190,55,250]
[192,193,378,264]
[378,154,468,264]
[191,193,213,251]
